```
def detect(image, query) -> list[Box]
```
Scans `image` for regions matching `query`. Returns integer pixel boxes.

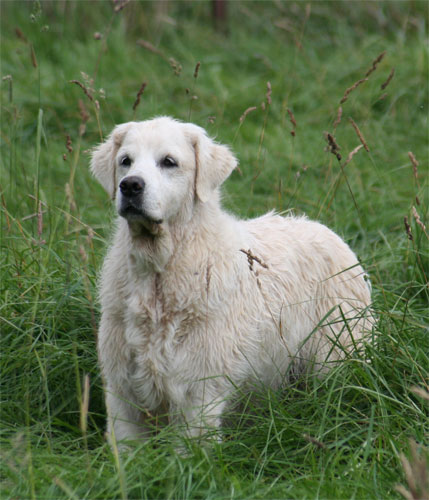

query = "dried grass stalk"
[324,132,342,161]
[205,261,212,297]
[169,58,182,76]
[365,51,386,77]
[381,68,395,90]
[343,145,364,167]
[15,27,28,43]
[79,245,88,263]
[137,39,167,60]
[395,440,428,500]
[113,0,130,13]
[410,386,429,401]
[412,206,428,238]
[404,216,413,241]
[240,249,269,271]
[349,118,370,152]
[133,81,147,112]
[66,135,73,153]
[78,99,90,123]
[303,434,326,449]
[194,61,201,79]
[70,80,94,102]
[333,106,343,129]
[80,375,90,434]
[65,182,77,212]
[266,81,272,106]
[340,78,368,104]
[30,44,38,68]
[287,108,297,128]
[287,108,297,136]
[408,152,419,179]
[37,201,43,239]
[239,106,257,123]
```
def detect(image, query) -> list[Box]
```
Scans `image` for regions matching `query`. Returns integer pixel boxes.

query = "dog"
[91,116,373,444]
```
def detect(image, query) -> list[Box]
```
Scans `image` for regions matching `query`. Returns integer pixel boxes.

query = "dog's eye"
[120,155,132,167]
[161,156,178,168]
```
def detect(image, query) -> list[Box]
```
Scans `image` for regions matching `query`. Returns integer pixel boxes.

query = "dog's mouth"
[119,204,163,236]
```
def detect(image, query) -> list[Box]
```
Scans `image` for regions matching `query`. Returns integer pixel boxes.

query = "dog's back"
[244,212,373,372]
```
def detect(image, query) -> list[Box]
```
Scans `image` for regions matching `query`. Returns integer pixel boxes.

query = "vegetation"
[1,1,427,498]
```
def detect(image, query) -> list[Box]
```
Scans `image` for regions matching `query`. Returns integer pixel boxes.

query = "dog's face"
[91,117,237,234]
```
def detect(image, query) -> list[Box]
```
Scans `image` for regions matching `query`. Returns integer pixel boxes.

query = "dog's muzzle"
[118,175,145,218]
[118,176,163,230]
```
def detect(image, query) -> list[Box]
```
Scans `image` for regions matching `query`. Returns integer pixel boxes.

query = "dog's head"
[91,117,237,234]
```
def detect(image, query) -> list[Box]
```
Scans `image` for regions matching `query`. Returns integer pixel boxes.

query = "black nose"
[119,176,145,197]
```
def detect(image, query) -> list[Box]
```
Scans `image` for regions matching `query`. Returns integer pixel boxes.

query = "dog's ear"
[90,123,132,199]
[187,124,238,203]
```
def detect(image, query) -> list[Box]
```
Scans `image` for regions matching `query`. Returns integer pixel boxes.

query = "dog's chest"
[123,275,202,408]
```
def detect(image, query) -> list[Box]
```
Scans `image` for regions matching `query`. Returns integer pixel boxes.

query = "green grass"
[1,1,428,499]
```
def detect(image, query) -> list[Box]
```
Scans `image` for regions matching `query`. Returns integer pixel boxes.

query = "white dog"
[91,117,372,444]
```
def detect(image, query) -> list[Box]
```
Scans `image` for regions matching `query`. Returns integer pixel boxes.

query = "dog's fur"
[91,117,373,443]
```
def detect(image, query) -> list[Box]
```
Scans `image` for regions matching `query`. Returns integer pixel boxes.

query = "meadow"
[1,1,428,498]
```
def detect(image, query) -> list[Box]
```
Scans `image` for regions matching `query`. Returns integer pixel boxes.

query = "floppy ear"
[90,123,133,199]
[188,125,238,203]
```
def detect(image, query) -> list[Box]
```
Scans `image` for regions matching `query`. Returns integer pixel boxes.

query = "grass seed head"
[137,39,166,59]
[303,433,326,449]
[365,51,386,77]
[79,245,88,263]
[395,440,428,500]
[194,61,201,79]
[240,249,269,271]
[333,106,342,129]
[15,27,28,43]
[133,81,147,112]
[349,118,370,152]
[412,206,428,238]
[343,145,364,167]
[240,106,258,123]
[381,68,395,90]
[78,99,90,123]
[324,132,342,161]
[113,0,130,13]
[408,152,419,179]
[65,135,73,153]
[340,78,368,104]
[30,44,38,68]
[404,216,413,241]
[169,58,182,76]
[266,81,272,106]
[70,79,94,102]
[287,108,297,136]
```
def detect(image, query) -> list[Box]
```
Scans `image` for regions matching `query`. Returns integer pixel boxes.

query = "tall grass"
[1,2,428,499]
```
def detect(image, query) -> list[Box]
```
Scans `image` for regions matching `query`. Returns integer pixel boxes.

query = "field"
[1,1,428,499]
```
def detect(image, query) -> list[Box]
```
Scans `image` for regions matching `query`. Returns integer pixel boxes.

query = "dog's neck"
[118,194,231,276]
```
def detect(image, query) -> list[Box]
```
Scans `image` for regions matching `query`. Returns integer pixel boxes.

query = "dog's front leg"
[170,385,228,440]
[105,387,150,446]
[98,311,152,447]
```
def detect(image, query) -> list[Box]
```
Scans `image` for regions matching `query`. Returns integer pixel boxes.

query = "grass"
[1,1,428,499]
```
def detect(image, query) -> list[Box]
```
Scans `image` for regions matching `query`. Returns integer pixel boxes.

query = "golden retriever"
[91,117,372,444]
